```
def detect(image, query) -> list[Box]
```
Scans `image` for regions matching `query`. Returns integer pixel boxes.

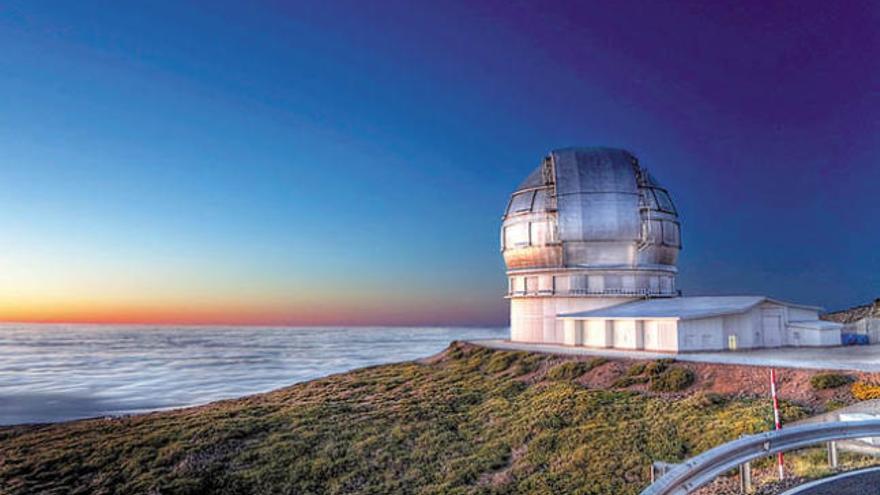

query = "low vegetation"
[852,381,880,400]
[612,375,651,388]
[809,373,853,390]
[0,344,813,495]
[650,367,696,392]
[613,359,694,393]
[545,357,607,380]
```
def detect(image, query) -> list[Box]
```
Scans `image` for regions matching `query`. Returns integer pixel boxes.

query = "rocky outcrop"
[823,298,880,324]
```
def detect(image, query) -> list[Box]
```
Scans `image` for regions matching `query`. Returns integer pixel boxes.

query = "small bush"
[645,359,673,377]
[546,361,590,381]
[853,381,880,401]
[626,363,647,376]
[546,358,607,381]
[650,367,695,392]
[512,354,543,376]
[588,357,609,369]
[810,373,854,390]
[689,392,726,408]
[485,352,517,373]
[612,375,650,388]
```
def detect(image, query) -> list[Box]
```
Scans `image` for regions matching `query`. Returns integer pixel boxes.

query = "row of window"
[641,219,681,248]
[640,187,677,214]
[506,188,553,215]
[506,186,676,217]
[502,220,557,249]
[508,274,675,295]
[503,218,680,249]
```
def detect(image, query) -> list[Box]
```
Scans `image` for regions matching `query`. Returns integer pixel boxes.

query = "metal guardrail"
[641,420,880,495]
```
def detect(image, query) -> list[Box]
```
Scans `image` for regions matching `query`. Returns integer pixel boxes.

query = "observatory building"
[501,147,842,352]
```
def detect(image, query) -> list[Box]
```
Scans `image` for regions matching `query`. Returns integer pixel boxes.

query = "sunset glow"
[1,2,877,326]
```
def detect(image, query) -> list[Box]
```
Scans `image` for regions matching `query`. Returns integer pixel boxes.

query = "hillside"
[0,343,874,495]
[823,298,880,324]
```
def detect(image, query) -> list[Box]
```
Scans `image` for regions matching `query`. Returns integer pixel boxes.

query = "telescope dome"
[501,147,681,344]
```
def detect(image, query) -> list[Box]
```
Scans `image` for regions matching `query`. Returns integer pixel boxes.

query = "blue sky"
[1,1,877,325]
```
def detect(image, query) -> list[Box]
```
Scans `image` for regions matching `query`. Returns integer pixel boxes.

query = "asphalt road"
[785,469,880,494]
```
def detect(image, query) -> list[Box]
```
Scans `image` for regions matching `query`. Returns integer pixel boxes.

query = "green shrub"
[485,352,518,373]
[612,375,650,388]
[645,359,674,377]
[546,361,590,381]
[810,373,853,390]
[626,363,647,376]
[512,354,543,376]
[546,358,607,381]
[588,357,609,369]
[688,392,726,408]
[650,367,695,392]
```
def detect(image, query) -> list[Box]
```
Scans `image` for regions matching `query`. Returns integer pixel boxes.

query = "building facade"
[502,147,843,351]
[558,296,841,352]
[502,147,681,343]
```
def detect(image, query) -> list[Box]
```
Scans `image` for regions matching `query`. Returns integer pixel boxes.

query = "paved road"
[782,468,880,494]
[472,339,880,372]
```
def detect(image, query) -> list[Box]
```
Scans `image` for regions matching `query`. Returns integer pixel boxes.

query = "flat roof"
[558,296,823,320]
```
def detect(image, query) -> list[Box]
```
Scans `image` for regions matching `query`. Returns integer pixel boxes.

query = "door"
[762,312,783,347]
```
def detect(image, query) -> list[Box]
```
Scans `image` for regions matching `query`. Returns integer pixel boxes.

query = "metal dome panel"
[501,146,680,281]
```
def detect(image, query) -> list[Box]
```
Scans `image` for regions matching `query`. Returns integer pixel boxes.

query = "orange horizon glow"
[0,294,508,327]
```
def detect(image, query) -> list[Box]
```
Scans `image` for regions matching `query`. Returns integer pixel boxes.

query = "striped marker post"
[770,368,784,480]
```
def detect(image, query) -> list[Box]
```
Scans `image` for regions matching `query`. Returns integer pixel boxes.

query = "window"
[533,188,551,211]
[662,221,680,247]
[640,189,658,209]
[507,191,535,214]
[642,219,663,243]
[605,275,622,291]
[570,275,587,293]
[653,189,677,213]
[525,277,538,294]
[529,221,555,245]
[555,276,570,293]
[504,223,529,247]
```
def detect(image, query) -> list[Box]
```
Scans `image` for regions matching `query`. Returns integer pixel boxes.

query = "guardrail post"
[827,441,838,469]
[739,462,752,493]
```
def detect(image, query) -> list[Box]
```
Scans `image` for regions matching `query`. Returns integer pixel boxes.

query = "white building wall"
[759,303,786,347]
[678,317,726,351]
[548,299,842,351]
[643,319,678,352]
[789,307,820,321]
[841,318,880,344]
[792,326,841,346]
[563,319,583,346]
[582,319,612,347]
[722,312,757,349]
[612,320,644,349]
[510,297,636,343]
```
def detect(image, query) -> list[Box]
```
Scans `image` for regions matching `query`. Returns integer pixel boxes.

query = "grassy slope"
[0,343,809,495]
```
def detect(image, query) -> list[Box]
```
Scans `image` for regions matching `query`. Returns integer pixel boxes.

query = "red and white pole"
[770,368,784,480]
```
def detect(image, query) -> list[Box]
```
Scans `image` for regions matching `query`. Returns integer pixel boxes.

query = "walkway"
[471,339,880,372]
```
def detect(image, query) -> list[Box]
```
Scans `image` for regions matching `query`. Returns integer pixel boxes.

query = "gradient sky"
[1,1,877,326]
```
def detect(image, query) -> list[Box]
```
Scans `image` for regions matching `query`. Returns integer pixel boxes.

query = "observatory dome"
[501,147,682,343]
